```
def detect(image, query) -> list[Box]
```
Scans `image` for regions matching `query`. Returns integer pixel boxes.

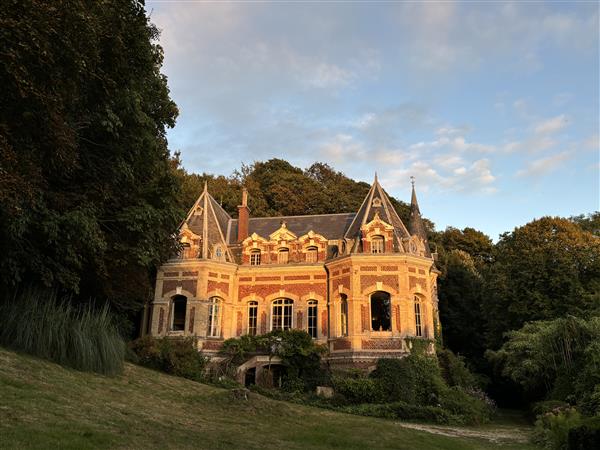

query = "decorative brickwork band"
[203,341,223,351]
[394,304,401,332]
[188,307,195,333]
[333,339,351,350]
[260,311,267,334]
[321,310,327,336]
[236,311,243,336]
[362,339,403,350]
[158,307,164,333]
[297,311,303,330]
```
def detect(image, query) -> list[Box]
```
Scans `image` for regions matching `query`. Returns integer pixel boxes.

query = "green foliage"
[570,212,600,237]
[487,315,600,410]
[568,416,600,450]
[129,336,207,382]
[437,348,480,389]
[340,401,454,425]
[0,289,124,375]
[331,376,384,404]
[482,218,600,349]
[532,406,582,450]
[221,330,327,391]
[372,355,446,405]
[0,0,181,334]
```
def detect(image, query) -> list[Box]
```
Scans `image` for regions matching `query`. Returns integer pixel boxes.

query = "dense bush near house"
[129,336,207,382]
[371,355,447,405]
[331,376,384,404]
[568,415,600,450]
[0,290,124,375]
[532,406,582,450]
[436,348,480,389]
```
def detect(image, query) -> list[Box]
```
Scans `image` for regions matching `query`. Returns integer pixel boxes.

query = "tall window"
[207,297,222,337]
[306,246,318,263]
[307,300,318,338]
[171,295,187,331]
[371,291,391,331]
[277,248,289,264]
[414,296,422,337]
[248,301,258,336]
[250,249,261,266]
[371,235,385,254]
[272,298,293,330]
[340,294,348,336]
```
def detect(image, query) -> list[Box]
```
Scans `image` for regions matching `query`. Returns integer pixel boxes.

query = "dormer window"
[214,245,225,261]
[277,248,289,264]
[371,235,385,254]
[250,249,261,266]
[306,246,318,263]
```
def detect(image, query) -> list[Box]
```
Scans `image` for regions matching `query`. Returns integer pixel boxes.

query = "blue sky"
[147,1,599,240]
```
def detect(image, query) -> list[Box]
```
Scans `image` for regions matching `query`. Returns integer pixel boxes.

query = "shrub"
[331,376,384,404]
[436,348,479,389]
[533,406,582,450]
[129,336,207,382]
[439,386,493,425]
[342,401,453,425]
[371,355,446,405]
[0,289,124,375]
[568,415,600,450]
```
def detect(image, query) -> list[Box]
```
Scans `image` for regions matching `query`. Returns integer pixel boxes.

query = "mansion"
[144,176,440,369]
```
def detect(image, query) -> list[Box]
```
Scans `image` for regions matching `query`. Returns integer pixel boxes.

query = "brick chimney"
[237,187,250,242]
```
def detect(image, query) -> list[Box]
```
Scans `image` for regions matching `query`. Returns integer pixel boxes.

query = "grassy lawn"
[0,348,536,449]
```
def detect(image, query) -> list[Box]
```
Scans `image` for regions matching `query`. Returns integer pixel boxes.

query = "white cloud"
[516,151,572,178]
[533,115,569,135]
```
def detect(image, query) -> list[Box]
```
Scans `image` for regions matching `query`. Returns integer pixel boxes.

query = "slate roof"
[227,213,356,243]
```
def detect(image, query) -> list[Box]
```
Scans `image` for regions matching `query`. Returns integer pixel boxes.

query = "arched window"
[272,298,293,330]
[307,300,318,338]
[207,297,222,337]
[305,246,318,263]
[171,295,187,331]
[277,248,289,264]
[250,249,261,266]
[340,294,348,336]
[247,301,258,336]
[371,235,385,254]
[371,291,391,331]
[414,296,422,337]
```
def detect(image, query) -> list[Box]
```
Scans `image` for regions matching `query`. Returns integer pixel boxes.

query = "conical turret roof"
[408,183,431,257]
[344,174,411,251]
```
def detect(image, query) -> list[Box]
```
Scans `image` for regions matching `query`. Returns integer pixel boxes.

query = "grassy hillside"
[0,348,534,449]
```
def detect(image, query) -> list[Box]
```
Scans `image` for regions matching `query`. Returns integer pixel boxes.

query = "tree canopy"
[0,0,181,332]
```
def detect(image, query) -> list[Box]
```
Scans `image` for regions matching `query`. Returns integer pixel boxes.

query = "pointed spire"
[203,180,208,193]
[374,171,378,184]
[408,178,431,257]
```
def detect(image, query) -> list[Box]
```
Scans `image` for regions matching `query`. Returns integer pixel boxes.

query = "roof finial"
[410,176,415,189]
[203,180,208,193]
[374,171,378,183]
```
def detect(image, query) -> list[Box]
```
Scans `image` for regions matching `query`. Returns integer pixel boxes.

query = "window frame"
[340,294,348,336]
[247,301,258,336]
[414,296,422,337]
[277,248,289,264]
[305,246,318,263]
[307,300,318,338]
[271,298,293,331]
[371,235,385,254]
[250,249,261,266]
[171,295,187,331]
[207,297,222,337]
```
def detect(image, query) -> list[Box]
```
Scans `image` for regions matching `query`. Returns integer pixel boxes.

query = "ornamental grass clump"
[0,289,124,375]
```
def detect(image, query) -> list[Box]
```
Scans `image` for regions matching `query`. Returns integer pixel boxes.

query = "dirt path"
[397,422,531,445]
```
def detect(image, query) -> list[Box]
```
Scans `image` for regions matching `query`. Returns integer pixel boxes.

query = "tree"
[482,217,600,349]
[0,0,180,334]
